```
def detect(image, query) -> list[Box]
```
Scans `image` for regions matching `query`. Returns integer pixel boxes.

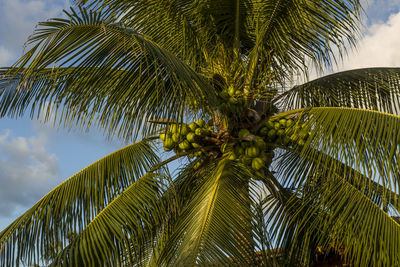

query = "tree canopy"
[1,0,400,266]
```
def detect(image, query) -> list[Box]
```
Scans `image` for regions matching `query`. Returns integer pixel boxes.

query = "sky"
[1,0,400,230]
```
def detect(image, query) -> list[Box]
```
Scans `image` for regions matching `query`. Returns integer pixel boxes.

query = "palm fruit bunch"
[159,119,213,156]
[227,129,270,172]
[217,85,246,115]
[258,118,311,147]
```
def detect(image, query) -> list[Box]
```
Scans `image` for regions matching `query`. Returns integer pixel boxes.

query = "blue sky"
[0,0,400,230]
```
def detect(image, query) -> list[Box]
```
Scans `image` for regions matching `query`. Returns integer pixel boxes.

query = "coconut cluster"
[158,116,311,172]
[225,118,311,171]
[160,119,212,155]
[217,85,246,115]
[258,118,311,147]
[226,129,270,172]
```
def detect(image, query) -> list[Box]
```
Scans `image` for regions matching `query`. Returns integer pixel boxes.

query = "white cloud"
[0,128,60,217]
[336,11,400,71]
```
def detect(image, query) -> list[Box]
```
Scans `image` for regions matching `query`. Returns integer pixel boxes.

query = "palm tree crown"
[1,0,400,266]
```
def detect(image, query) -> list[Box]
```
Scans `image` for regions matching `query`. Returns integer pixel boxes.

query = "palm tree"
[1,0,400,266]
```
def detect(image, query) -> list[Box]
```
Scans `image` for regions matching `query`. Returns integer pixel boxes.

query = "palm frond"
[251,185,285,267]
[275,68,400,114]
[159,159,256,266]
[249,0,362,77]
[73,0,208,68]
[74,0,258,58]
[74,0,362,77]
[0,138,158,266]
[266,107,400,265]
[276,147,400,213]
[0,6,213,140]
[49,172,172,267]
[286,176,400,266]
[258,174,322,266]
[272,107,400,199]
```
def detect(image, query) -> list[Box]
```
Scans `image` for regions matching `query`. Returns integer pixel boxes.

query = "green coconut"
[241,156,252,165]
[266,121,275,129]
[179,140,192,150]
[186,132,196,143]
[277,129,285,136]
[259,153,268,162]
[279,119,287,127]
[252,157,264,171]
[283,136,291,145]
[259,127,269,136]
[238,129,250,139]
[245,146,260,158]
[195,128,204,136]
[255,137,267,150]
[159,133,166,141]
[274,122,281,130]
[192,143,201,148]
[241,141,251,148]
[228,153,237,161]
[164,138,174,150]
[170,124,178,133]
[164,146,173,152]
[234,146,244,156]
[172,133,181,143]
[286,119,294,127]
[196,119,206,127]
[267,129,277,140]
[179,124,189,135]
[188,122,198,131]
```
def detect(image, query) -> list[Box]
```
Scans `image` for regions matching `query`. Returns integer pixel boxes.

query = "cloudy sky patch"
[338,10,400,71]
[0,128,59,217]
[0,0,68,64]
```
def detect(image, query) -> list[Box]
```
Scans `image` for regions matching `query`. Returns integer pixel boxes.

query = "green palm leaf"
[251,185,285,267]
[0,6,213,140]
[0,138,158,266]
[265,107,400,265]
[248,0,362,77]
[48,172,171,267]
[75,0,362,77]
[273,107,400,196]
[160,159,256,266]
[284,176,400,266]
[276,68,400,113]
[277,147,400,212]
